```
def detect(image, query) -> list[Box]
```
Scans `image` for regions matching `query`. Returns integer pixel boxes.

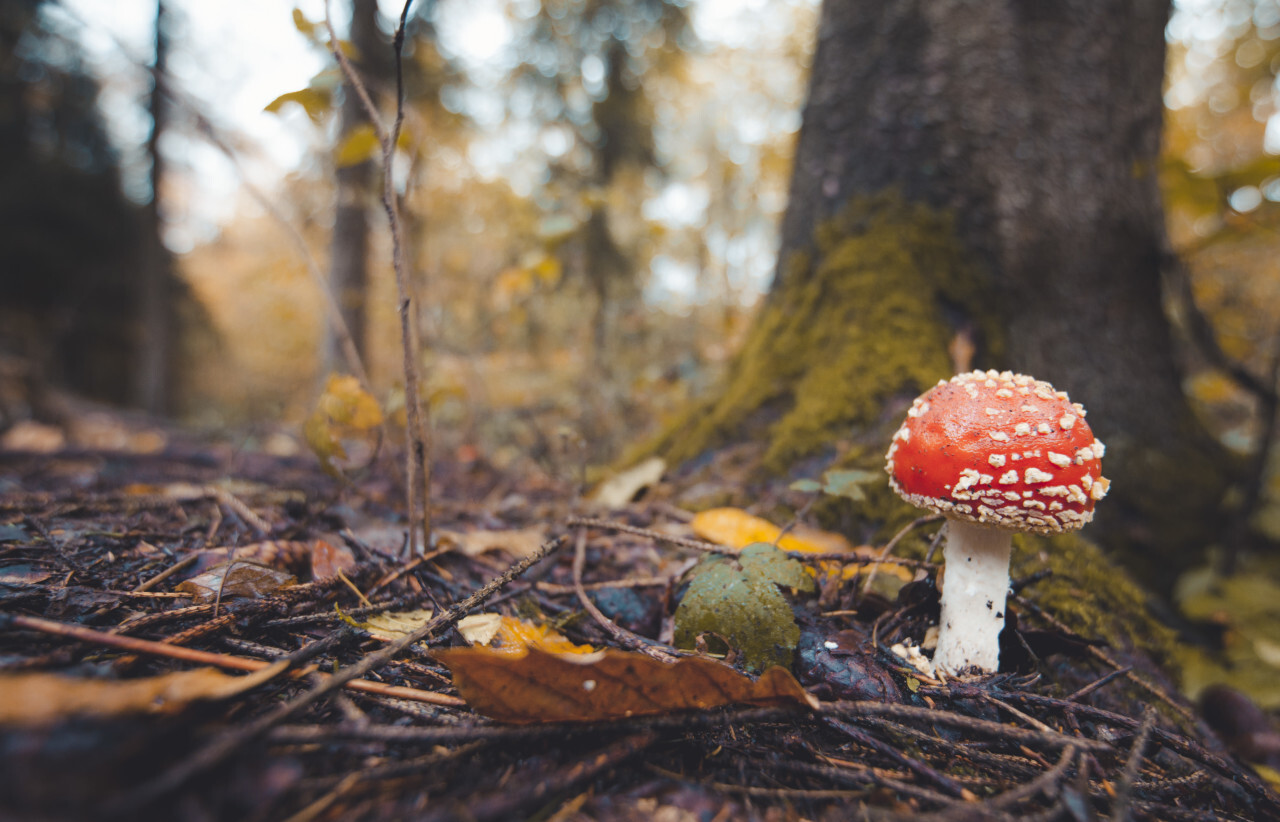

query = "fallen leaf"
[456,613,502,645]
[434,646,817,723]
[186,540,349,581]
[347,608,435,641]
[308,539,357,579]
[674,543,814,672]
[437,527,547,559]
[592,457,666,508]
[0,564,51,585]
[0,420,64,452]
[176,561,296,604]
[690,507,854,554]
[458,614,594,656]
[0,664,287,727]
[690,508,912,583]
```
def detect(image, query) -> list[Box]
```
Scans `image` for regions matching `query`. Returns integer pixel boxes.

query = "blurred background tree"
[0,0,145,421]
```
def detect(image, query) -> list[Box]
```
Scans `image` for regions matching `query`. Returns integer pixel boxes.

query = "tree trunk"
[660,0,1227,591]
[136,0,171,414]
[326,0,382,371]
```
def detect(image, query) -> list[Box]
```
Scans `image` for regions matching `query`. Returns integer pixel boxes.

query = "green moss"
[1011,533,1181,670]
[651,189,1001,475]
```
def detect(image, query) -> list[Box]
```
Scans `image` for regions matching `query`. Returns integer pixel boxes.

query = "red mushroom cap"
[886,370,1109,534]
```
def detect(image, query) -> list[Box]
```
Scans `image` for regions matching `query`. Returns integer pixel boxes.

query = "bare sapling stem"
[324,0,432,554]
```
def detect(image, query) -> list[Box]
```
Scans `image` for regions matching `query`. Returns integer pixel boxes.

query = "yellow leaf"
[303,374,383,476]
[690,507,852,554]
[532,254,562,286]
[0,665,286,727]
[320,374,383,429]
[1255,763,1280,792]
[690,508,912,583]
[457,614,594,656]
[336,123,380,167]
[396,125,414,152]
[291,7,318,37]
[264,87,331,123]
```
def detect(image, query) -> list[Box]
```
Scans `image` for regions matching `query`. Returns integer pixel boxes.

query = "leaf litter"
[0,424,1277,821]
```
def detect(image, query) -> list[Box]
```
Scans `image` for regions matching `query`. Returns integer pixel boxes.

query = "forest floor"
[1,406,1279,822]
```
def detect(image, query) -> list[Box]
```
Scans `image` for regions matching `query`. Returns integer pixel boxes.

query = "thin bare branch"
[323,0,433,554]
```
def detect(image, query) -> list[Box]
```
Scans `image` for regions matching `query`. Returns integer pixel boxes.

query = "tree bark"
[136,0,172,414]
[662,0,1227,591]
[326,0,383,370]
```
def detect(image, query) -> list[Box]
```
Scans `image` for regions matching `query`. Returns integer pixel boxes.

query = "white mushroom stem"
[932,518,1013,676]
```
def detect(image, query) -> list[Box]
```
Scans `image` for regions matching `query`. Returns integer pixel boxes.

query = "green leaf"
[264,87,332,123]
[822,468,880,502]
[789,479,823,494]
[739,542,815,593]
[673,543,812,673]
[336,123,380,167]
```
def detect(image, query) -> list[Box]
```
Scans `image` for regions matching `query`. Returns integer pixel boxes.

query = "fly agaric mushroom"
[885,370,1109,676]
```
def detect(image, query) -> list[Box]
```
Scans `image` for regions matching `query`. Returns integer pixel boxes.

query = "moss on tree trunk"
[652,192,999,474]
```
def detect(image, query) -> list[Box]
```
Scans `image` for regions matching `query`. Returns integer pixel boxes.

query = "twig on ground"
[822,715,973,799]
[566,515,932,567]
[133,553,198,592]
[110,535,564,814]
[421,732,658,822]
[1011,593,1196,725]
[1112,707,1156,822]
[821,700,1112,753]
[4,613,464,707]
[571,526,677,661]
[1065,666,1132,703]
[861,514,940,596]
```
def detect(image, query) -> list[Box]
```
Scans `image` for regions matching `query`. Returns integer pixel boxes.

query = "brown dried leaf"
[592,457,666,508]
[0,564,52,585]
[308,539,356,579]
[434,646,818,723]
[0,664,287,727]
[187,540,345,580]
[437,527,547,559]
[176,561,295,604]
